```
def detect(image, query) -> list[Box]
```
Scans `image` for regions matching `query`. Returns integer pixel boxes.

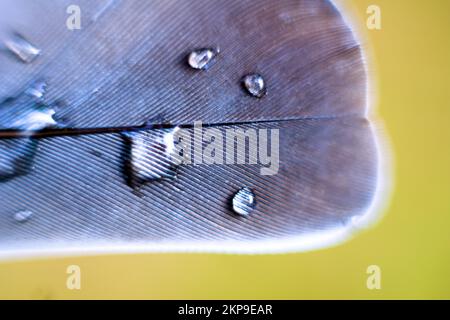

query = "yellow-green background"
[1,0,449,299]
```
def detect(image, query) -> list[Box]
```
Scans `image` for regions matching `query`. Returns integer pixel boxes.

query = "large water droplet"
[0,84,58,182]
[3,33,40,63]
[0,83,57,132]
[242,74,267,98]
[13,210,33,222]
[187,48,219,70]
[10,108,56,132]
[232,187,256,216]
[123,127,181,186]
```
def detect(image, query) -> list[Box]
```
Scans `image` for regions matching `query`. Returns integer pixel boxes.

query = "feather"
[0,0,385,257]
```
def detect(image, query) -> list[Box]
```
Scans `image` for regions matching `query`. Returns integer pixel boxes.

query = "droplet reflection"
[243,74,267,98]
[233,187,256,216]
[187,48,219,70]
[123,127,181,187]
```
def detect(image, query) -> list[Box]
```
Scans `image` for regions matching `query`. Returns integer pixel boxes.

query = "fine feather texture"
[0,0,386,257]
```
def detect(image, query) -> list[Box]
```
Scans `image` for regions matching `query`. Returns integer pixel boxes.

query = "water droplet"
[124,127,181,186]
[10,108,57,132]
[3,33,41,63]
[232,187,256,216]
[13,210,33,222]
[187,48,219,70]
[242,74,267,98]
[0,85,58,181]
[25,80,48,99]
[0,85,58,132]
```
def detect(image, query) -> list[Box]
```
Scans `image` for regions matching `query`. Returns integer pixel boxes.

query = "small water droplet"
[25,80,47,99]
[14,210,33,222]
[187,48,219,70]
[242,74,267,98]
[124,127,181,187]
[232,187,256,216]
[4,33,41,63]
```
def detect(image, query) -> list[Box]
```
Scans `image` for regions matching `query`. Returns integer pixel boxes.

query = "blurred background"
[0,0,449,299]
